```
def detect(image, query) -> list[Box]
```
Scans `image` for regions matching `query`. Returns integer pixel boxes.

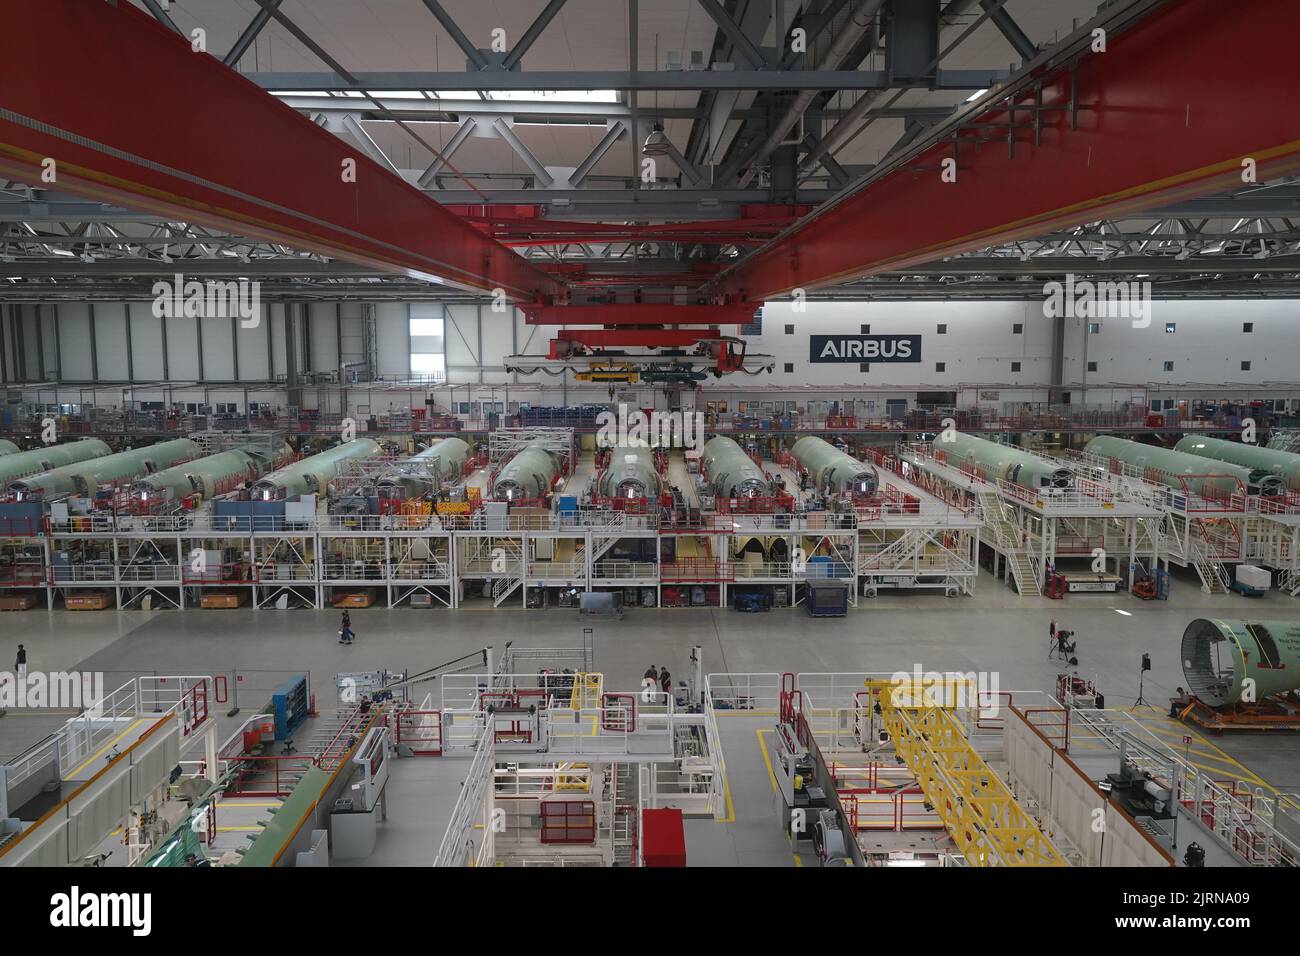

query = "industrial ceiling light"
[642,122,671,156]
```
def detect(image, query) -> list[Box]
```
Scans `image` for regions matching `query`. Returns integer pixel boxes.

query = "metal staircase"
[1190,543,1230,594]
[1277,568,1300,596]
[582,511,628,568]
[976,489,1040,596]
[860,527,934,572]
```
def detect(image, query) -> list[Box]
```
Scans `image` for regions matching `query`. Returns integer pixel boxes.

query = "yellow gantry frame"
[569,672,604,710]
[865,679,1067,867]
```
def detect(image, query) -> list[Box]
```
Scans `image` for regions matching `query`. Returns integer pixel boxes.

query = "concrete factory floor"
[3,572,1299,865]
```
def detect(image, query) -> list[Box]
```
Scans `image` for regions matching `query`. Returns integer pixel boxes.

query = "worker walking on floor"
[15,643,26,679]
[339,611,355,645]
[660,667,672,704]
[642,666,659,701]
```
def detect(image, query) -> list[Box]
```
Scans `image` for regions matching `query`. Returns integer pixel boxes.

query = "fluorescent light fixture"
[1115,609,1133,616]
[964,88,988,102]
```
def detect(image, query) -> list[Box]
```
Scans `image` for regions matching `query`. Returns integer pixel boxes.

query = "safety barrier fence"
[4,674,211,793]
[1069,708,1300,867]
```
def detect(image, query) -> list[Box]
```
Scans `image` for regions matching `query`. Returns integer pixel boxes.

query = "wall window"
[1087,322,1101,334]
[935,362,946,372]
[1087,361,1098,372]
[1241,360,1252,371]
[409,308,446,382]
[860,323,871,334]
[859,362,870,373]
[1162,361,1174,371]
[1011,361,1022,372]
[936,324,947,334]
[1012,323,1023,334]
[1243,322,1254,333]
[1165,322,1177,333]
[783,362,794,373]
[784,323,795,334]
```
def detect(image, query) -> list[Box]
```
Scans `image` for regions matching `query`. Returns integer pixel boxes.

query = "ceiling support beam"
[0,0,561,299]
[223,0,283,67]
[417,118,477,187]
[978,0,1038,61]
[502,0,569,71]
[714,0,1300,300]
[339,115,401,174]
[490,118,554,188]
[418,0,490,70]
[736,0,884,187]
[694,0,770,69]
[570,121,628,188]
[138,0,182,36]
[244,69,1005,91]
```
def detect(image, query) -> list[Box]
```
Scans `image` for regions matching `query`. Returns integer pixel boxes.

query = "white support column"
[204,721,218,783]
[385,535,393,608]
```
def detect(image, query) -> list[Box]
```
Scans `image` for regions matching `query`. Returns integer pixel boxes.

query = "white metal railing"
[4,675,209,791]
[592,560,658,580]
[50,564,117,583]
[432,726,497,867]
[1070,708,1300,867]
[704,672,782,712]
[527,560,586,581]
[117,564,182,582]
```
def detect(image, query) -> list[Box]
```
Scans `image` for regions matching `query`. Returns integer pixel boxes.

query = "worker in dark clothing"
[15,644,26,679]
[643,665,658,682]
[339,611,355,645]
[1049,619,1056,641]
[660,668,672,703]
[1170,687,1191,718]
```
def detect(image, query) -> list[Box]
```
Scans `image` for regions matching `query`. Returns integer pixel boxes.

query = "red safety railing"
[393,709,443,756]
[182,681,209,736]
[601,693,637,733]
[1022,706,1070,753]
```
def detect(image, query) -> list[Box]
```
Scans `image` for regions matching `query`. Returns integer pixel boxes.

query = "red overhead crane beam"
[519,304,756,326]
[712,0,1300,301]
[0,0,563,302]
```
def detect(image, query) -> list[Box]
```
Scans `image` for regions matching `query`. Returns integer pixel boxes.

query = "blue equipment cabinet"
[805,581,849,617]
[271,674,310,740]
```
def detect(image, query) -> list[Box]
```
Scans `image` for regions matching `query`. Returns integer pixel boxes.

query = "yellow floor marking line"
[67,718,149,778]
[215,826,265,833]
[1137,714,1277,791]
[757,728,778,794]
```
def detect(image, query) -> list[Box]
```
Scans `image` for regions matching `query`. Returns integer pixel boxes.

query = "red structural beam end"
[520,303,756,326]
[0,0,563,301]
[713,0,1300,300]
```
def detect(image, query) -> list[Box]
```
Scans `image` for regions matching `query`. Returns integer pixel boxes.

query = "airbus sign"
[809,334,921,363]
